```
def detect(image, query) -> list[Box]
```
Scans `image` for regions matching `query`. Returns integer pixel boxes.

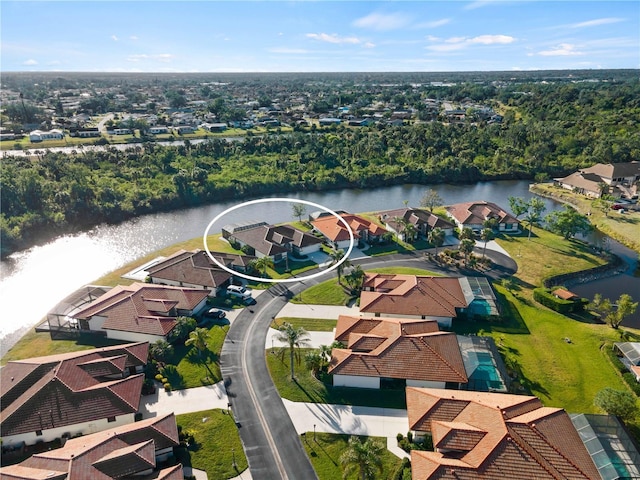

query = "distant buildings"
[555,162,640,200]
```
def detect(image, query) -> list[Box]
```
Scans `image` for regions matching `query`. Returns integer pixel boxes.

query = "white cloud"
[23,59,38,65]
[417,18,451,29]
[306,33,362,45]
[427,34,515,52]
[570,17,624,28]
[469,35,515,45]
[464,0,502,10]
[352,12,412,31]
[111,35,118,41]
[538,43,583,56]
[363,42,376,49]
[268,47,309,54]
[130,35,138,41]
[127,53,175,63]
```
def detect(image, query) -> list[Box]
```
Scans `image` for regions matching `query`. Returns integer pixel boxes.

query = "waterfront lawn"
[1,330,125,364]
[495,226,606,288]
[266,348,406,409]
[272,317,338,332]
[167,325,227,389]
[302,432,403,480]
[175,409,248,479]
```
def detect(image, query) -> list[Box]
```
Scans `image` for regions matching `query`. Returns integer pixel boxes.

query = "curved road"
[220,248,516,479]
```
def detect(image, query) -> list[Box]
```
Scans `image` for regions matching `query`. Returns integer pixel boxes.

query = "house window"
[36,430,43,436]
[107,416,116,423]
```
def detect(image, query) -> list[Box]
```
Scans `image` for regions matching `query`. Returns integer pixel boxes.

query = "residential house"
[202,122,228,132]
[149,126,170,135]
[359,273,474,329]
[407,387,601,480]
[378,208,455,240]
[318,117,341,126]
[329,316,467,389]
[614,342,640,382]
[71,283,209,343]
[445,201,520,233]
[145,249,233,295]
[173,126,195,135]
[556,162,640,199]
[1,413,183,480]
[312,213,388,250]
[347,118,374,127]
[0,343,148,448]
[68,127,101,138]
[224,222,322,263]
[29,129,64,142]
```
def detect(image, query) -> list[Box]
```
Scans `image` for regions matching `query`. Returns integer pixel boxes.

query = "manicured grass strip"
[272,317,338,332]
[1,331,125,364]
[175,409,247,479]
[266,349,406,409]
[292,279,352,306]
[169,325,227,389]
[301,432,403,480]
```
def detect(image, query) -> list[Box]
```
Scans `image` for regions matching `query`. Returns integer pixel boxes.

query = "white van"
[227,285,254,303]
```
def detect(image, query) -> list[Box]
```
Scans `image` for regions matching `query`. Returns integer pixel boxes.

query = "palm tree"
[459,227,475,241]
[340,435,384,480]
[524,197,546,240]
[427,227,445,256]
[480,228,495,258]
[150,339,174,362]
[459,238,476,265]
[329,248,351,285]
[275,322,311,379]
[252,256,274,277]
[185,327,209,358]
[344,265,366,292]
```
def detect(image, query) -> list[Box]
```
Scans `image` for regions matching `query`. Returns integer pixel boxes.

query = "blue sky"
[1,1,638,72]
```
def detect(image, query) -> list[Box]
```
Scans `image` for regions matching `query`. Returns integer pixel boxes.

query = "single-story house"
[149,125,170,134]
[359,273,473,329]
[225,222,322,263]
[614,342,640,382]
[202,122,228,132]
[312,213,388,249]
[29,129,64,142]
[0,343,148,448]
[146,249,233,296]
[407,387,601,480]
[377,208,455,240]
[556,162,640,199]
[445,201,520,233]
[72,283,209,343]
[347,118,374,127]
[0,413,182,480]
[329,316,468,389]
[173,125,195,135]
[69,127,101,138]
[552,287,581,301]
[318,117,341,126]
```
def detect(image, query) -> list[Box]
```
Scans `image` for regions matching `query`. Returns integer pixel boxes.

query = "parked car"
[611,204,624,210]
[227,285,249,294]
[203,308,226,319]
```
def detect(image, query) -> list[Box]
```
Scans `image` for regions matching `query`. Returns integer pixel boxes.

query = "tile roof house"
[378,208,456,240]
[329,316,468,389]
[72,283,209,343]
[224,222,322,263]
[407,387,601,480]
[445,201,520,233]
[312,213,388,249]
[0,343,148,448]
[145,249,235,295]
[556,162,640,199]
[0,413,183,480]
[359,273,474,329]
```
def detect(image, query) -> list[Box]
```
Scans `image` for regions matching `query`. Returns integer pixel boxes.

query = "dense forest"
[2,72,639,257]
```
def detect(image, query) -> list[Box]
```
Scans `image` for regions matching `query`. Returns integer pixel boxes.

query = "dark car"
[203,308,226,319]
[611,204,624,210]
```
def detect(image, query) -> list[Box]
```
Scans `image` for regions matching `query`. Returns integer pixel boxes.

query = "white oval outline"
[203,198,355,284]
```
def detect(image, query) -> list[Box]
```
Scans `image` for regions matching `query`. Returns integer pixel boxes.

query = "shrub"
[164,382,172,392]
[533,288,581,314]
[155,374,164,382]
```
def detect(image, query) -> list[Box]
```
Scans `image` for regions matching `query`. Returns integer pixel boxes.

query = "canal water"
[1,180,637,355]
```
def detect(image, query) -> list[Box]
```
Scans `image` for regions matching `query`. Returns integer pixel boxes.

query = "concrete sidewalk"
[139,381,229,418]
[276,302,359,319]
[266,328,335,349]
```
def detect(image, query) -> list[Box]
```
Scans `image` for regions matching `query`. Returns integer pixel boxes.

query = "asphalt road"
[219,248,516,479]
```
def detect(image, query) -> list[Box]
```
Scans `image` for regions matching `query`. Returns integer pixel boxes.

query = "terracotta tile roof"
[0,344,147,438]
[147,249,233,288]
[329,316,467,383]
[552,288,580,300]
[445,201,520,226]
[359,274,468,318]
[378,208,455,232]
[1,414,181,480]
[312,213,387,242]
[72,283,208,337]
[407,387,600,480]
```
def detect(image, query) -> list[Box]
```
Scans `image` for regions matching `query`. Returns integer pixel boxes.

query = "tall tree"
[292,203,307,223]
[459,227,475,241]
[340,435,384,480]
[275,322,311,379]
[150,340,174,362]
[459,238,476,264]
[329,248,351,285]
[508,196,529,219]
[545,206,593,239]
[427,227,445,256]
[594,388,639,422]
[524,197,546,240]
[344,265,366,292]
[185,327,209,358]
[480,228,495,257]
[251,256,275,278]
[420,189,443,212]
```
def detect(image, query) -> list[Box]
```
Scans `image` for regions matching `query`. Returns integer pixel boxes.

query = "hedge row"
[533,288,587,314]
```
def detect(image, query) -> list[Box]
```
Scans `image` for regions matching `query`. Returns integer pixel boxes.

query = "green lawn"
[175,409,248,479]
[301,432,404,480]
[164,325,228,389]
[272,317,338,332]
[266,349,406,409]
